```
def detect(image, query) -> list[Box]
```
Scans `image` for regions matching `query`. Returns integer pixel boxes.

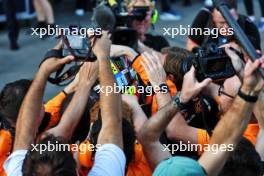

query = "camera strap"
[40,49,82,86]
[200,97,213,136]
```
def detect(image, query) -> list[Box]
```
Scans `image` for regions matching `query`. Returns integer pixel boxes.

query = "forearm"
[255,92,264,161]
[166,113,198,144]
[55,83,92,139]
[99,58,121,121]
[210,87,255,145]
[131,104,148,135]
[139,101,178,143]
[156,92,172,110]
[14,70,48,150]
[199,87,256,176]
[254,91,264,129]
[256,128,264,161]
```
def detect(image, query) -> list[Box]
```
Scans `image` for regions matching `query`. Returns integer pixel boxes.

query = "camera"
[62,35,89,58]
[108,3,150,49]
[62,35,96,61]
[181,43,236,82]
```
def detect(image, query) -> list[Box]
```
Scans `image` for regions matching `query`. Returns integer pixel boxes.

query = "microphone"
[92,4,116,31]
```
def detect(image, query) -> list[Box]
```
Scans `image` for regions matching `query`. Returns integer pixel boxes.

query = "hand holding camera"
[40,43,75,78]
[180,66,212,104]
[92,31,112,60]
[242,56,264,95]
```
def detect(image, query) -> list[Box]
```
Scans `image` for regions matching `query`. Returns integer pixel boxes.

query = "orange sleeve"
[132,55,149,85]
[243,123,259,145]
[151,80,177,114]
[197,129,210,155]
[0,130,12,176]
[127,143,152,176]
[44,92,66,129]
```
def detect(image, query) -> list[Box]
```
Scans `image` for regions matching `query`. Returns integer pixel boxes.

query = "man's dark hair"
[219,137,262,176]
[22,135,77,176]
[162,47,195,90]
[90,117,136,166]
[0,79,32,127]
[59,93,91,143]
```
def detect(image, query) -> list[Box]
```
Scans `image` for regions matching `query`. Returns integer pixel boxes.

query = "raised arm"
[140,52,202,145]
[121,94,148,135]
[14,43,74,151]
[45,61,98,140]
[198,57,264,176]
[93,31,123,149]
[255,92,264,160]
[138,66,212,170]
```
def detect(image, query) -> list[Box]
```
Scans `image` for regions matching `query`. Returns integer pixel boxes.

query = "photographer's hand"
[241,57,264,95]
[39,55,75,78]
[45,61,98,140]
[198,56,264,176]
[110,44,138,62]
[224,47,244,80]
[92,31,112,60]
[180,66,212,103]
[14,50,75,151]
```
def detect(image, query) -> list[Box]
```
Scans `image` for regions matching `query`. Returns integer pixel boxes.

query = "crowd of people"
[3,0,264,50]
[1,0,264,176]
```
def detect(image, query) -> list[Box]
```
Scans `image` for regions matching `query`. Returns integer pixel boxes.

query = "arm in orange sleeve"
[197,128,210,155]
[44,92,66,129]
[197,121,259,157]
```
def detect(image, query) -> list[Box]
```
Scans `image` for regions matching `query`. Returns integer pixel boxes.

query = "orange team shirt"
[77,141,152,176]
[132,55,177,114]
[198,123,259,155]
[197,95,260,155]
[0,130,12,176]
[0,92,66,176]
[44,91,66,130]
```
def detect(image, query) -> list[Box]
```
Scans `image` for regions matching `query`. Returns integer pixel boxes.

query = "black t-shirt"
[143,34,170,52]
[189,7,261,50]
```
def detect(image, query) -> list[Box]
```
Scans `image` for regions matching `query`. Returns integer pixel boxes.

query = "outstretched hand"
[141,51,167,88]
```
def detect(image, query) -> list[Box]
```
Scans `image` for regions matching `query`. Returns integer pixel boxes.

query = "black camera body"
[62,35,97,62]
[110,5,149,49]
[62,35,90,59]
[182,43,236,82]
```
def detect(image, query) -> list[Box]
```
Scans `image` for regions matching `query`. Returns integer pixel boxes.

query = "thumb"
[246,59,260,76]
[186,66,195,76]
[198,78,212,89]
[60,55,75,65]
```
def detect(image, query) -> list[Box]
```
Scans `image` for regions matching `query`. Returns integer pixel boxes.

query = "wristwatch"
[172,92,188,111]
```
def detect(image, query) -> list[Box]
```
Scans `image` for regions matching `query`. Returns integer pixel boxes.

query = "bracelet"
[238,88,258,103]
[172,92,189,111]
